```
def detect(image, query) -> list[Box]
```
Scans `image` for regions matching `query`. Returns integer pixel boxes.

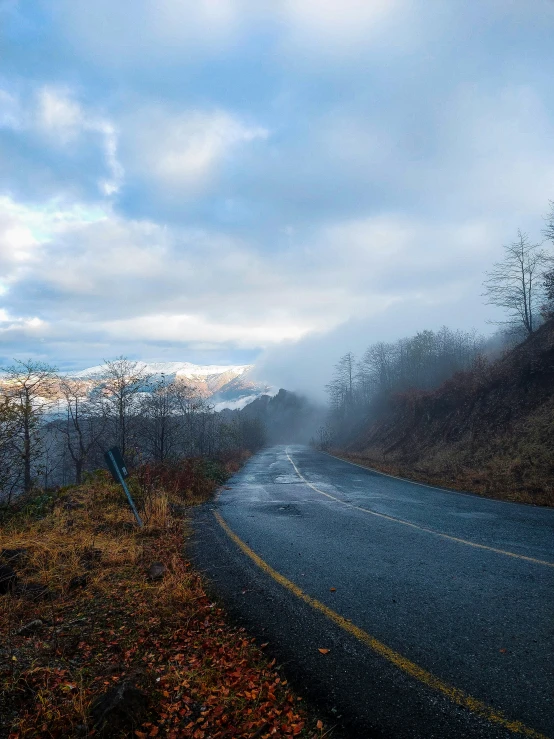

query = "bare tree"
[360,342,396,396]
[483,230,547,335]
[99,357,151,459]
[139,375,183,463]
[0,394,20,504]
[0,359,58,493]
[172,381,210,455]
[541,202,554,319]
[56,378,106,483]
[325,352,356,419]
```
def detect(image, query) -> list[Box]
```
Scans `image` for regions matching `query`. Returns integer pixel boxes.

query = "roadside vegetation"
[0,355,268,504]
[319,206,554,506]
[0,338,328,737]
[0,457,326,738]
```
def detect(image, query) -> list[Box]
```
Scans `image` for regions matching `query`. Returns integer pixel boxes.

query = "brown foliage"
[342,320,554,506]
[134,452,251,508]
[0,463,324,738]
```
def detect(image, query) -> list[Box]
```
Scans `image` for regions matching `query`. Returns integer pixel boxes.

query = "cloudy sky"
[1,1,554,390]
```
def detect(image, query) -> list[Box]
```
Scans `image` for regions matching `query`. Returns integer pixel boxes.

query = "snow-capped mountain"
[69,362,271,407]
[72,361,251,380]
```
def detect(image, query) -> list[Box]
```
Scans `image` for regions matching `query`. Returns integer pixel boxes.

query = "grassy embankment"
[0,456,326,738]
[329,449,554,506]
[333,389,554,508]
[334,320,554,508]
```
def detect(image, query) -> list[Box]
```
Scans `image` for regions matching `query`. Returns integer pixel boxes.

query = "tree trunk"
[23,402,32,494]
[75,459,83,485]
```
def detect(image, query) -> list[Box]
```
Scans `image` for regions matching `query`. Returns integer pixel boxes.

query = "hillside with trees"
[321,204,554,506]
[225,389,325,445]
[0,353,322,507]
[338,319,554,505]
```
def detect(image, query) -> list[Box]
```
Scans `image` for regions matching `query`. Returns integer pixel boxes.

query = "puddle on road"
[258,503,304,517]
[273,474,300,484]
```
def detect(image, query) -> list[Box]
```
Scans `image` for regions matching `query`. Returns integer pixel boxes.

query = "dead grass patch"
[0,458,325,738]
[333,450,554,507]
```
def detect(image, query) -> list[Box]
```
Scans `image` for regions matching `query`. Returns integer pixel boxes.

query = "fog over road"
[191,446,554,739]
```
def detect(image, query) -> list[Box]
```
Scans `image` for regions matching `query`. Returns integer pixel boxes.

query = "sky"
[1,1,554,393]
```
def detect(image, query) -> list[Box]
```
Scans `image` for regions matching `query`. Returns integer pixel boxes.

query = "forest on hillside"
[320,204,554,505]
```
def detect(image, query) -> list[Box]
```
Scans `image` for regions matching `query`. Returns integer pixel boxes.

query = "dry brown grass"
[0,462,325,739]
[333,450,554,507]
[142,491,170,533]
[339,321,554,508]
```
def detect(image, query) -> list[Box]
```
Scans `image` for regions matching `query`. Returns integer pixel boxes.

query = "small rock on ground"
[17,619,44,636]
[147,562,167,581]
[89,679,148,735]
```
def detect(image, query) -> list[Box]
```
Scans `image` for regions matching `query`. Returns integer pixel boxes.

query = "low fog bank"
[225,389,326,446]
[253,295,501,402]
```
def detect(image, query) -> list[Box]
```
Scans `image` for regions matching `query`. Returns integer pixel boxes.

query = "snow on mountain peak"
[71,361,252,380]
[67,361,267,408]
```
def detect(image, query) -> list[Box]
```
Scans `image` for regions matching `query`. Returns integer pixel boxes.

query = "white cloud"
[37,87,83,140]
[0,190,512,363]
[127,108,268,194]
[279,0,403,44]
[100,313,310,347]
[0,86,125,196]
[96,121,125,196]
[0,195,108,286]
[0,309,46,331]
[0,201,40,277]
[0,184,538,376]
[36,87,124,194]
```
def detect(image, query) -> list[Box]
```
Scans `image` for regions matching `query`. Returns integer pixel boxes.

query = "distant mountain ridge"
[71,361,251,380]
[69,361,271,406]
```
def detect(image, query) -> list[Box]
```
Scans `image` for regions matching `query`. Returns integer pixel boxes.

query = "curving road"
[191,445,554,739]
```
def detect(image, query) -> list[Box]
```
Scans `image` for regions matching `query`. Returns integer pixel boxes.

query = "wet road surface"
[191,445,554,738]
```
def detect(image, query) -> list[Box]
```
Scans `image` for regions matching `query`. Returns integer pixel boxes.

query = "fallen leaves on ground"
[0,470,326,738]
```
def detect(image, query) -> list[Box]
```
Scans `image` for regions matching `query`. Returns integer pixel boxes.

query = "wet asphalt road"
[191,445,554,739]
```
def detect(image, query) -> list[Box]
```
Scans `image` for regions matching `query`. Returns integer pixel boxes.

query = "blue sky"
[1,1,554,390]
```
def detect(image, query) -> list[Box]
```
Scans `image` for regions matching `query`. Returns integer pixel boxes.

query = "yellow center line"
[214,511,549,738]
[286,451,554,569]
